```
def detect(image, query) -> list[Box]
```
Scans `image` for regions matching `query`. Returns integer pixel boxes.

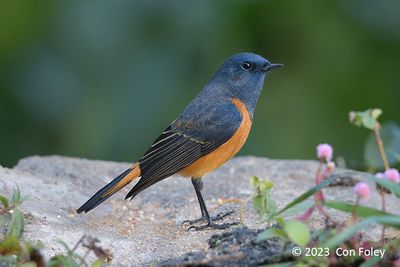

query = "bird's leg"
[182,177,238,231]
[182,177,229,225]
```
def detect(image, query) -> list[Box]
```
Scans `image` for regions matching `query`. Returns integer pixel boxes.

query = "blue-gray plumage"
[77,52,282,230]
[174,52,275,142]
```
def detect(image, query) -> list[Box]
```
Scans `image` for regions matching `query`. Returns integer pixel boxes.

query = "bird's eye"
[241,61,252,71]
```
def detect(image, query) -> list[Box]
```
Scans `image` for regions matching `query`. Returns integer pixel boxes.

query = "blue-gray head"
[210,52,282,116]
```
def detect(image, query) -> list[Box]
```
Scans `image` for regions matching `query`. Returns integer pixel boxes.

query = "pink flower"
[316,143,333,161]
[383,168,400,183]
[375,172,384,179]
[354,182,370,199]
[326,161,335,171]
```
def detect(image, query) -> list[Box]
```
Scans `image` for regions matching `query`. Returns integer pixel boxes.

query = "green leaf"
[276,217,286,228]
[256,228,278,242]
[253,195,265,214]
[48,255,79,267]
[362,114,375,130]
[0,195,9,209]
[91,259,104,267]
[349,109,381,130]
[324,201,396,218]
[250,176,260,188]
[259,179,274,192]
[371,109,382,120]
[330,171,400,198]
[273,175,338,217]
[0,236,21,255]
[364,121,400,169]
[322,215,400,248]
[0,216,8,227]
[0,255,18,266]
[6,209,25,238]
[273,227,287,239]
[279,200,314,218]
[58,240,73,255]
[11,187,21,205]
[368,174,400,198]
[285,220,310,247]
[310,228,336,243]
[263,198,277,220]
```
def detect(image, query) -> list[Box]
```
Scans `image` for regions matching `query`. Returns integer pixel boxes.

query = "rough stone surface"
[0,155,399,266]
[160,227,294,266]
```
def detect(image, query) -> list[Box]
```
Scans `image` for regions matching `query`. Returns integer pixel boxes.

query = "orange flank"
[102,163,141,197]
[179,98,252,178]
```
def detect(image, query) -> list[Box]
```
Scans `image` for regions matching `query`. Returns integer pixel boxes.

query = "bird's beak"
[264,63,284,72]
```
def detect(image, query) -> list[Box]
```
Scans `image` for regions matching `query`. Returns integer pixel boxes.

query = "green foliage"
[349,109,382,130]
[250,176,277,220]
[0,187,110,266]
[362,172,400,198]
[284,220,310,247]
[250,177,311,247]
[324,201,392,218]
[256,218,310,247]
[0,186,26,236]
[250,124,400,266]
[7,209,25,239]
[48,237,111,267]
[364,122,400,169]
[272,175,338,217]
[252,172,400,265]
[322,216,400,248]
[0,195,9,209]
[272,171,400,220]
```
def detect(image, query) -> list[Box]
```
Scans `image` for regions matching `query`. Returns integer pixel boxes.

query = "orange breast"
[179,98,252,178]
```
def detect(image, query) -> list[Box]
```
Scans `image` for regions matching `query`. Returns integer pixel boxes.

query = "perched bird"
[77,52,282,230]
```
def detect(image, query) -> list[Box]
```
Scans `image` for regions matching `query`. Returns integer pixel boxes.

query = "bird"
[77,52,282,230]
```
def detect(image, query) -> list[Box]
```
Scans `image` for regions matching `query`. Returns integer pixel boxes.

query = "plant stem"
[349,196,360,225]
[239,192,256,226]
[373,122,389,171]
[380,190,386,245]
[373,121,389,245]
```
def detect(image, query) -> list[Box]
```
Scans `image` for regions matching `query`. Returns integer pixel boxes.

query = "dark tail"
[77,163,141,213]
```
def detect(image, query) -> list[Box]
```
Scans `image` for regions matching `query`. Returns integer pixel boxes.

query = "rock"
[160,227,294,266]
[0,155,399,266]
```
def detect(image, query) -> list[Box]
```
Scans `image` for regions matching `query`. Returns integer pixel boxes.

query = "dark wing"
[125,100,243,199]
[125,127,203,199]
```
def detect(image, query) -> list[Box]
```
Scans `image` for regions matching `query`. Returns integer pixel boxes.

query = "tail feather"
[77,163,141,213]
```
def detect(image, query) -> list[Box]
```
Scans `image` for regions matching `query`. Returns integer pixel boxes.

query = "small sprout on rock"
[241,176,276,225]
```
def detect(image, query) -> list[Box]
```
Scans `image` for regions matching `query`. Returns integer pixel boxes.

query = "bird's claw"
[182,210,238,231]
[187,221,239,231]
[181,217,204,226]
[181,211,235,226]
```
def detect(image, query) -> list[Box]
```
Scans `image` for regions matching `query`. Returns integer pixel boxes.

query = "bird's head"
[213,52,282,115]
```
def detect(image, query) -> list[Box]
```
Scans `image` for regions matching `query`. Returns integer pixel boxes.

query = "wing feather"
[125,99,244,199]
[126,131,204,198]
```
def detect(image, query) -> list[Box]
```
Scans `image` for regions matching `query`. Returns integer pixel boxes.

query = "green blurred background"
[1,0,399,169]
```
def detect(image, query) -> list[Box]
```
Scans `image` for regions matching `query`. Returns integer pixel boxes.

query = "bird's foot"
[182,211,238,231]
[187,221,239,231]
[181,211,234,226]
